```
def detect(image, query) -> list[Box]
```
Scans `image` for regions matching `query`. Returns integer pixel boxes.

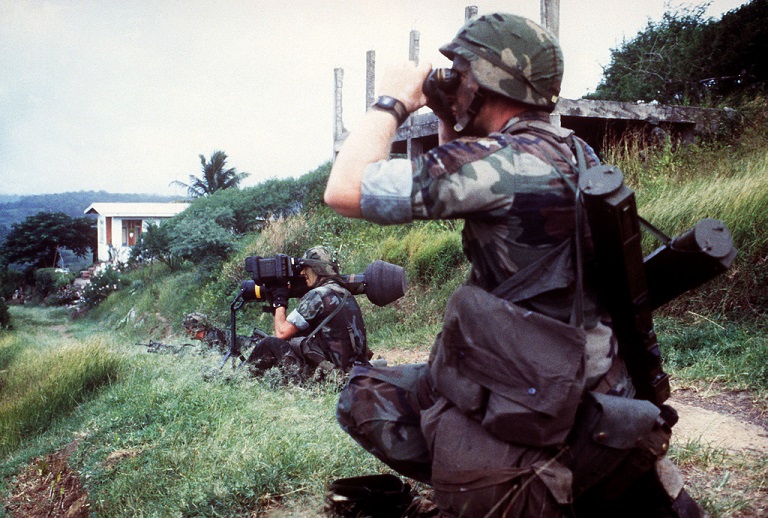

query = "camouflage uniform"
[336,12,693,518]
[248,248,370,378]
[286,279,369,370]
[182,312,231,354]
[182,313,252,354]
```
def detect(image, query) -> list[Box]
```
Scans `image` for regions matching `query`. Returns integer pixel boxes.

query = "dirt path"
[670,391,768,454]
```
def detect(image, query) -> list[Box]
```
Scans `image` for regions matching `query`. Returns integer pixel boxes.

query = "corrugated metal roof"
[84,202,190,218]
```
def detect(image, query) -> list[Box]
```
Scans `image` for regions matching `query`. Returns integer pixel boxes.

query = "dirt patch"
[4,439,89,518]
[670,387,768,454]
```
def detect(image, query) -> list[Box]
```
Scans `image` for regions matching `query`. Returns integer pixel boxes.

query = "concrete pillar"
[540,0,560,38]
[406,30,421,159]
[366,50,375,109]
[333,68,344,141]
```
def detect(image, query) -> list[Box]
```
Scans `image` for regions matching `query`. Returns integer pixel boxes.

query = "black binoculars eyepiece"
[423,68,460,99]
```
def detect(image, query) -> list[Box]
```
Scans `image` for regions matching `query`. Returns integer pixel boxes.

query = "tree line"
[586,0,767,105]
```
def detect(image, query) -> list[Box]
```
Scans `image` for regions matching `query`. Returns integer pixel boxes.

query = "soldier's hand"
[271,286,290,309]
[379,61,431,114]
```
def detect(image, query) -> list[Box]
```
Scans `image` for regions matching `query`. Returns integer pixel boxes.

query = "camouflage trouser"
[246,336,308,379]
[336,363,435,485]
[336,362,684,518]
[336,363,572,516]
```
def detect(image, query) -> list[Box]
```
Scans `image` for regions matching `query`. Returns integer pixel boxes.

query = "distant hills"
[0,190,187,246]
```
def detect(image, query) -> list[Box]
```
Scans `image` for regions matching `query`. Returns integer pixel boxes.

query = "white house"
[84,202,190,264]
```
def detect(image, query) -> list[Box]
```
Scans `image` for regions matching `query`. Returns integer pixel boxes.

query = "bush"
[45,284,81,307]
[0,298,10,330]
[80,265,130,309]
[33,268,75,301]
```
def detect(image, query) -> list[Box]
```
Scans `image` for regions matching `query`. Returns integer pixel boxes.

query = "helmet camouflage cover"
[183,312,209,332]
[440,12,563,112]
[301,246,340,277]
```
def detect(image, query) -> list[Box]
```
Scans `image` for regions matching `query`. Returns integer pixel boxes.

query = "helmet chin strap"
[453,90,486,134]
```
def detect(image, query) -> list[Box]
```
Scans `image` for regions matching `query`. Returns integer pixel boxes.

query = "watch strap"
[371,96,409,126]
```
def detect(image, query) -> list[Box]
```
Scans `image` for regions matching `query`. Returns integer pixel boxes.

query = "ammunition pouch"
[567,392,674,498]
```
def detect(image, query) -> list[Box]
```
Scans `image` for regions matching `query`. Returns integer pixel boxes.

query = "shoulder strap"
[302,289,350,346]
[493,121,588,328]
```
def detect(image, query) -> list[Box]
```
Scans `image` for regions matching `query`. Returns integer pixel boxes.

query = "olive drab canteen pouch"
[430,284,587,447]
[336,363,434,484]
[420,398,572,517]
[566,391,674,498]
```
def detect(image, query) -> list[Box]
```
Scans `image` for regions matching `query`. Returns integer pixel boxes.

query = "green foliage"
[80,265,130,309]
[0,211,95,270]
[130,222,182,271]
[297,161,332,212]
[171,150,249,198]
[378,222,466,286]
[587,1,768,105]
[0,297,10,330]
[657,316,768,390]
[167,209,236,265]
[33,268,74,301]
[0,265,24,300]
[602,113,768,317]
[0,308,125,455]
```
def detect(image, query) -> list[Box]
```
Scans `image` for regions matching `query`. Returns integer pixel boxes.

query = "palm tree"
[171,150,249,198]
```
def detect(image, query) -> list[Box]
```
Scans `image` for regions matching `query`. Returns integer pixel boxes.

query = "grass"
[0,307,384,516]
[2,111,767,516]
[0,307,125,456]
[670,439,768,517]
[657,315,768,394]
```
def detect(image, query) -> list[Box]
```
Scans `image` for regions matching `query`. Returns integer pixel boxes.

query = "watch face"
[377,97,397,109]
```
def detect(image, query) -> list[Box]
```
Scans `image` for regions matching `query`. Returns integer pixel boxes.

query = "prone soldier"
[182,312,252,355]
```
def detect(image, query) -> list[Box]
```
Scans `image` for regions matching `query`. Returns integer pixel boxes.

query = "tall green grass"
[604,125,768,319]
[0,307,384,516]
[76,352,382,516]
[0,307,125,455]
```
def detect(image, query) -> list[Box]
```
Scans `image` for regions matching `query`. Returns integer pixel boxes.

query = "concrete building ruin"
[333,3,733,159]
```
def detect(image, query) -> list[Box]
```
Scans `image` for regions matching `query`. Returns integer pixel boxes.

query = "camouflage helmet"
[300,246,340,277]
[182,312,209,332]
[439,12,563,112]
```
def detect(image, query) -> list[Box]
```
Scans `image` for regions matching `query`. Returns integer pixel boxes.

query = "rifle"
[135,341,195,354]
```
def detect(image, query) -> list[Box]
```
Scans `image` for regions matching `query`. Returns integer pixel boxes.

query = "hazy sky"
[0,0,749,197]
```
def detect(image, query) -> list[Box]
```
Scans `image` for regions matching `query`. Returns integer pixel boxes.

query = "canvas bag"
[431,276,587,447]
[421,397,572,517]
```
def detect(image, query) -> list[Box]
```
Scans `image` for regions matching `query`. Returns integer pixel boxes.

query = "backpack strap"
[301,289,350,349]
[493,120,589,328]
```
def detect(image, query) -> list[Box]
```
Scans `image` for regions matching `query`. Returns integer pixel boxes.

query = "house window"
[122,220,142,247]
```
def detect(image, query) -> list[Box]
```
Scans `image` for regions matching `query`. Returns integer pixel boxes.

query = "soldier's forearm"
[273,307,298,340]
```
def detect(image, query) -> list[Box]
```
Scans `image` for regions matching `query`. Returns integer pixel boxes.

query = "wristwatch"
[371,96,409,126]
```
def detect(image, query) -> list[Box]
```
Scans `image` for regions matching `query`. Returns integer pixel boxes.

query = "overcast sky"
[0,0,749,197]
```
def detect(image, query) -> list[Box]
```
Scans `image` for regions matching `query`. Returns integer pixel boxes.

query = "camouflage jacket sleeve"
[359,114,601,226]
[360,158,415,225]
[286,288,325,331]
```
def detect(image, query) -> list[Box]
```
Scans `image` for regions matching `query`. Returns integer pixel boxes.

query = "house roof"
[84,202,190,218]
